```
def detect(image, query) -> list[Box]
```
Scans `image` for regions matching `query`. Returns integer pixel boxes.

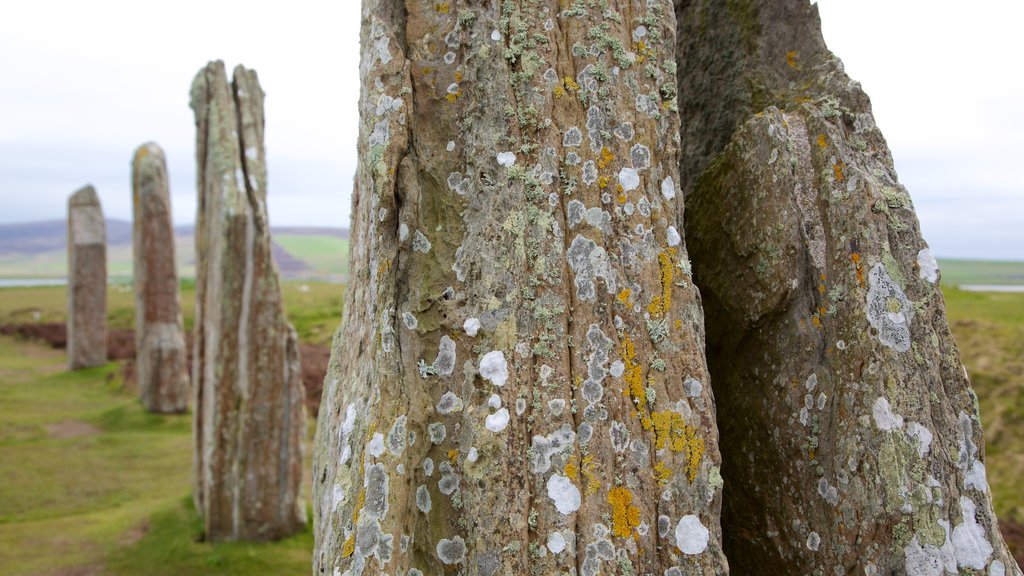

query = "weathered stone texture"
[313,2,727,575]
[677,1,1021,574]
[67,185,107,370]
[132,142,189,413]
[190,61,306,542]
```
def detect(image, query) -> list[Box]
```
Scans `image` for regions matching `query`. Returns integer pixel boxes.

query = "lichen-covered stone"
[313,1,727,575]
[677,1,1021,574]
[132,142,189,413]
[190,61,306,542]
[67,185,106,370]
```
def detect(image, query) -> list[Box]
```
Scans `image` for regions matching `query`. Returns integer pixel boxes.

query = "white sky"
[0,1,1020,260]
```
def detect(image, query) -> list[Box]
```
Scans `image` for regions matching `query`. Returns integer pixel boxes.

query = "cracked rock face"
[678,1,1021,574]
[190,61,306,542]
[313,1,726,575]
[132,142,189,414]
[67,185,107,370]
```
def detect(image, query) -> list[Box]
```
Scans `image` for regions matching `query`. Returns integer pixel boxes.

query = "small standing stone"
[67,185,106,370]
[132,143,189,413]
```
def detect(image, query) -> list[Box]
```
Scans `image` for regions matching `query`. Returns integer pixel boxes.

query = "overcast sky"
[0,1,1020,260]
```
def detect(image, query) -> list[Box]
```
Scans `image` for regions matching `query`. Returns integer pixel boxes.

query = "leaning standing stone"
[67,185,107,370]
[190,61,306,542]
[132,143,189,413]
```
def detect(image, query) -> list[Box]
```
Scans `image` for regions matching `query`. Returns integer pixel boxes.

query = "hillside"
[0,219,348,281]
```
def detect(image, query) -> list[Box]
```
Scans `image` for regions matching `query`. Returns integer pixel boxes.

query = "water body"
[0,278,67,288]
[960,284,1024,293]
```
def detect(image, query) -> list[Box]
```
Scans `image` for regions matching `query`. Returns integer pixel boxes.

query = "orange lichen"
[852,252,865,288]
[786,50,799,69]
[649,411,704,482]
[608,487,642,539]
[597,176,609,189]
[654,460,672,485]
[564,460,579,481]
[563,76,580,92]
[616,288,632,306]
[597,147,614,169]
[342,534,356,558]
[446,88,462,103]
[352,488,366,525]
[647,250,674,318]
[582,455,600,495]
[447,449,459,464]
[817,133,827,149]
[620,334,645,407]
[553,85,566,98]
[435,2,450,13]
[832,161,845,183]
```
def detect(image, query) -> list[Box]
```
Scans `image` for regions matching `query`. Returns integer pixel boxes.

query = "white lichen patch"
[666,226,681,247]
[618,167,640,191]
[436,536,467,565]
[367,432,386,458]
[530,424,576,473]
[904,534,954,576]
[436,391,464,415]
[630,144,651,170]
[487,393,501,409]
[563,126,583,148]
[683,378,703,398]
[965,460,989,492]
[917,248,939,283]
[485,407,510,432]
[413,230,432,253]
[428,422,447,444]
[567,235,615,301]
[416,485,431,513]
[479,350,509,386]
[806,531,821,551]
[661,176,676,200]
[872,397,904,431]
[906,421,934,458]
[675,515,709,555]
[387,415,407,456]
[952,497,993,569]
[432,335,457,376]
[866,262,913,352]
[568,199,586,228]
[463,317,481,337]
[547,531,567,554]
[496,151,517,167]
[546,474,581,515]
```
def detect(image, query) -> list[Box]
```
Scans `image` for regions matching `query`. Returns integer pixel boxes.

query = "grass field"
[0,338,313,575]
[939,259,1024,287]
[0,281,343,347]
[274,235,349,278]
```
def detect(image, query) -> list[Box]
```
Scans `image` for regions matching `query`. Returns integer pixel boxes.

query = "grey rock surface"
[677,1,1021,574]
[312,1,727,575]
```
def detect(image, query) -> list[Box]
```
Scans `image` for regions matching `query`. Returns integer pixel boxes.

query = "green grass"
[939,258,1024,287]
[0,336,313,575]
[0,281,343,347]
[0,238,196,281]
[274,235,349,277]
[944,287,1024,523]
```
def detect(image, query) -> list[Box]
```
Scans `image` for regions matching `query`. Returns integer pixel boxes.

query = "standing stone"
[677,1,1021,574]
[313,3,727,575]
[67,185,107,370]
[132,142,189,413]
[190,61,306,542]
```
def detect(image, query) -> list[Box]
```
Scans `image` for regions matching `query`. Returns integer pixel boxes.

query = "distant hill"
[0,219,349,281]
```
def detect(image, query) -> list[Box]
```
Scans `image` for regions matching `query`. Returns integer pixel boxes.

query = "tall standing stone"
[313,2,728,575]
[677,1,1021,574]
[190,61,306,542]
[132,142,189,413]
[67,185,107,370]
